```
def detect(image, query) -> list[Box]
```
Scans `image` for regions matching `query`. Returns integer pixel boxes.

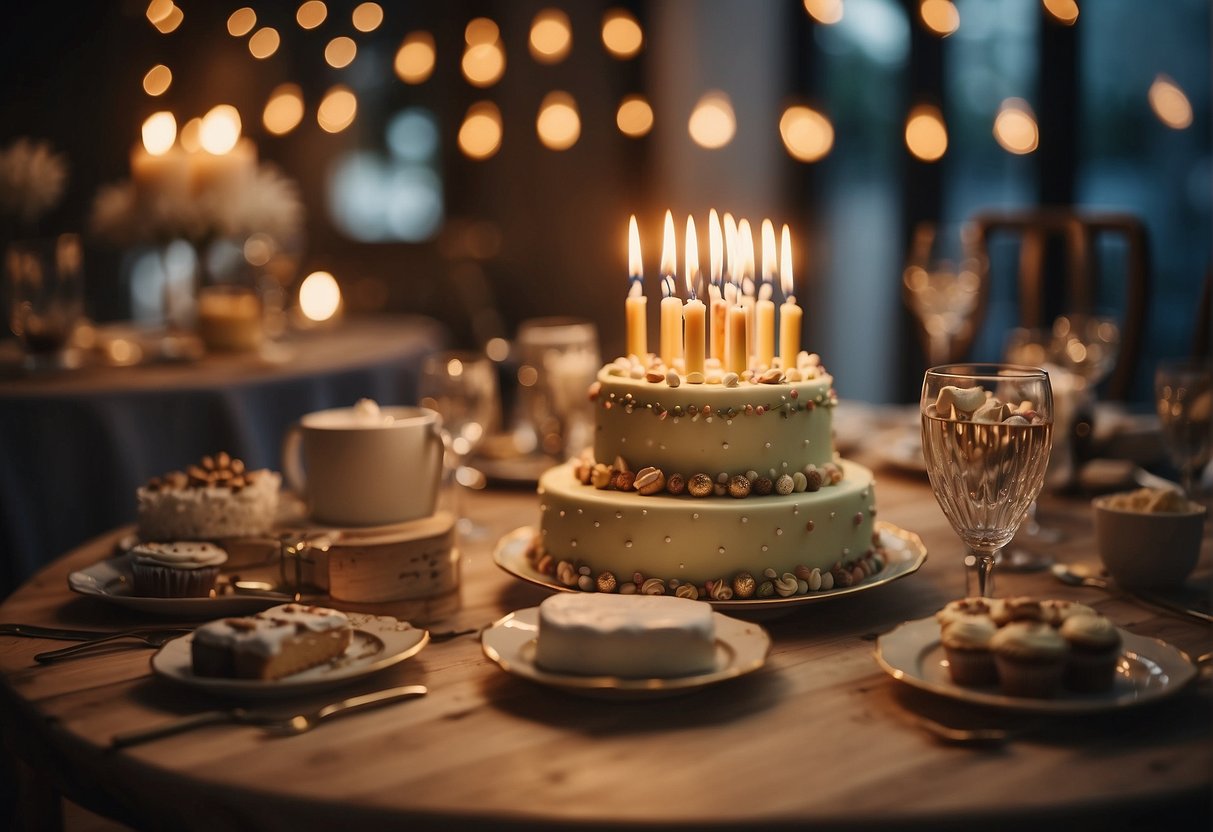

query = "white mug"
[282,405,444,527]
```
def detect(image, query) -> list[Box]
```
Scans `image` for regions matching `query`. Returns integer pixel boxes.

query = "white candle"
[658,210,682,367]
[626,215,647,361]
[189,136,256,196]
[683,216,705,378]
[779,224,801,368]
[756,219,777,369]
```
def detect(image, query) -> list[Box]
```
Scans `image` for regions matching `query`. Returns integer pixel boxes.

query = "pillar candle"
[756,295,775,369]
[626,293,647,361]
[779,301,801,369]
[709,285,726,363]
[684,299,705,378]
[741,294,755,369]
[660,292,682,368]
[727,303,748,374]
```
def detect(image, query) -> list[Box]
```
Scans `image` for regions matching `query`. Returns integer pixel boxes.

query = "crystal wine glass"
[1155,359,1213,500]
[6,234,84,370]
[921,364,1054,597]
[419,351,500,537]
[1050,314,1121,486]
[902,222,982,367]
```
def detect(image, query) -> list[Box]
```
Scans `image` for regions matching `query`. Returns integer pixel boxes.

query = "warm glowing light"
[536,91,580,151]
[1149,75,1193,130]
[737,219,756,283]
[688,92,736,149]
[628,215,642,278]
[780,105,834,162]
[152,4,183,34]
[227,7,256,37]
[465,18,500,45]
[352,2,383,32]
[317,86,357,133]
[616,95,654,138]
[708,209,723,285]
[143,64,172,97]
[463,41,506,87]
[200,105,242,155]
[905,103,948,161]
[395,32,436,84]
[146,0,173,24]
[803,0,843,24]
[263,84,304,136]
[660,210,677,284]
[602,9,643,58]
[761,219,777,283]
[179,118,202,153]
[458,102,503,160]
[325,36,357,68]
[299,271,341,322]
[685,216,700,297]
[296,1,327,29]
[1042,0,1079,25]
[141,111,177,156]
[530,9,572,63]
[993,98,1039,154]
[249,27,281,59]
[780,225,794,298]
[920,0,959,36]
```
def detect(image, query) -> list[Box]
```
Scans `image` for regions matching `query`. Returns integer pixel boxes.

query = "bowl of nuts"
[1092,488,1207,588]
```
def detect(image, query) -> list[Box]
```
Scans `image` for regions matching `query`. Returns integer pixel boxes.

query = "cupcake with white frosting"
[1060,614,1122,692]
[940,614,999,687]
[130,541,228,597]
[990,621,1069,698]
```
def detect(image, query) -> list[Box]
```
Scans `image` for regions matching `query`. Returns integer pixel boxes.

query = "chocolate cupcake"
[1060,614,1122,692]
[940,614,999,687]
[990,621,1069,698]
[130,542,228,597]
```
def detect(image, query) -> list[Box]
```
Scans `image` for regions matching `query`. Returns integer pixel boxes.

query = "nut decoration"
[727,475,751,498]
[732,572,756,598]
[829,565,853,588]
[758,368,784,384]
[645,370,665,383]
[675,583,699,600]
[591,463,613,489]
[596,571,618,593]
[634,466,666,495]
[556,561,579,587]
[641,577,666,595]
[666,473,686,495]
[665,370,681,388]
[688,473,714,497]
[753,476,774,496]
[708,579,734,601]
[612,470,636,492]
[775,474,795,495]
[774,572,799,597]
[803,467,824,491]
[723,372,739,388]
[147,453,252,492]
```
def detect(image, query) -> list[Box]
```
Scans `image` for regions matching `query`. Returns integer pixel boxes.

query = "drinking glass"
[1155,359,1213,500]
[513,318,600,459]
[1050,314,1121,485]
[419,351,500,537]
[921,364,1054,597]
[902,222,982,366]
[6,234,84,369]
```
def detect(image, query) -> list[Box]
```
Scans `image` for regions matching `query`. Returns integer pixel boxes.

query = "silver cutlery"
[0,623,191,642]
[110,684,428,748]
[1050,564,1213,624]
[915,716,1013,747]
[34,629,192,662]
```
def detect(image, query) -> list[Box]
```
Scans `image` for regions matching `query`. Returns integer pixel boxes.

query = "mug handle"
[281,422,307,496]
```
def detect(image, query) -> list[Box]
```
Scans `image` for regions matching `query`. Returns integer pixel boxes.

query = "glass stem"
[965,548,997,598]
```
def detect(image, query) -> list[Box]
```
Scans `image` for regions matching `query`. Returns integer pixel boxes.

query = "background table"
[0,460,1209,831]
[0,315,445,598]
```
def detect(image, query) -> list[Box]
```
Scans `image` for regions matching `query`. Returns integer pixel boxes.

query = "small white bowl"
[1092,493,1207,588]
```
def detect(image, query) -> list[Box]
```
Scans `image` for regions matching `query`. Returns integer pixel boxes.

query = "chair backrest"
[970,208,1149,400]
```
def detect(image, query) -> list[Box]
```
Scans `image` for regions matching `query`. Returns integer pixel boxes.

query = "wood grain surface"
[1,457,1210,831]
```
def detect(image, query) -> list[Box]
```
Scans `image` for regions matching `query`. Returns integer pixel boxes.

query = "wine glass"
[418,351,500,537]
[902,222,982,366]
[6,234,84,370]
[1049,314,1121,487]
[921,364,1054,597]
[514,318,600,459]
[1155,359,1213,500]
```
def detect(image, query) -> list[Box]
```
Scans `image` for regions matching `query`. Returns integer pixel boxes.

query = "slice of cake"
[534,593,717,678]
[137,452,280,541]
[191,603,353,680]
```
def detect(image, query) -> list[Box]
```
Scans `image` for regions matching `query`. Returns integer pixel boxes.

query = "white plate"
[874,616,1197,714]
[869,426,926,474]
[494,521,928,615]
[481,607,769,699]
[151,612,429,699]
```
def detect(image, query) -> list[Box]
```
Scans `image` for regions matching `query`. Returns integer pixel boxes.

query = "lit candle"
[737,219,756,368]
[726,280,747,375]
[188,105,256,196]
[683,216,705,379]
[708,209,726,362]
[131,111,189,200]
[659,210,682,368]
[625,215,647,361]
[756,218,777,369]
[779,224,802,368]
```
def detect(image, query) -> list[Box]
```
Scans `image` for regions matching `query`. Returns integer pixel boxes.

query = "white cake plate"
[493,520,927,615]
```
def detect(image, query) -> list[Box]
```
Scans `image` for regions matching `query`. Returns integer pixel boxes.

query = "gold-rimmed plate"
[150,613,429,699]
[481,607,770,699]
[875,616,1196,714]
[493,521,927,616]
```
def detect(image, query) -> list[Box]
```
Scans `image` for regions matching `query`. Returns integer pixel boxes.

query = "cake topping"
[1059,614,1121,651]
[143,452,261,493]
[940,614,997,649]
[990,621,1069,660]
[131,541,228,570]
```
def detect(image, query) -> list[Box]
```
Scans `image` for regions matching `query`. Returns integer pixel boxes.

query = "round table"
[0,315,446,596]
[0,468,1209,831]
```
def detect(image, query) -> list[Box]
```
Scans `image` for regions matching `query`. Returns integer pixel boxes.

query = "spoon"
[1050,564,1213,624]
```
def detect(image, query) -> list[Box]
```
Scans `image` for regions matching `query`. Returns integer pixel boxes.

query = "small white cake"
[534,593,718,678]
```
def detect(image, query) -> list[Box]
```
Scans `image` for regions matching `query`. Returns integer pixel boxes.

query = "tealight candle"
[626,215,647,361]
[779,224,801,368]
[683,215,705,379]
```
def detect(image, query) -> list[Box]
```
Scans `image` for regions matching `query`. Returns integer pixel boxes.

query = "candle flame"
[708,209,723,287]
[141,111,177,155]
[635,214,645,280]
[761,218,776,283]
[660,209,676,296]
[724,212,738,284]
[780,224,795,301]
[737,219,755,283]
[200,104,241,155]
[685,215,699,299]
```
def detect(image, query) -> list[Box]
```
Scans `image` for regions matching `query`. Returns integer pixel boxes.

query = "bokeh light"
[1149,75,1193,130]
[920,0,959,36]
[803,0,843,24]
[296,1,327,29]
[462,41,506,87]
[352,2,383,32]
[616,95,654,137]
[395,32,436,84]
[299,271,342,322]
[318,86,358,133]
[227,7,256,37]
[179,117,202,153]
[263,84,304,136]
[1042,0,1079,25]
[458,102,504,160]
[905,103,948,161]
[688,92,736,149]
[779,105,834,162]
[537,91,581,150]
[141,112,177,156]
[151,3,183,34]
[465,18,500,45]
[200,105,242,154]
[530,9,572,64]
[142,64,172,97]
[602,9,643,58]
[249,27,280,59]
[993,98,1039,154]
[325,36,357,68]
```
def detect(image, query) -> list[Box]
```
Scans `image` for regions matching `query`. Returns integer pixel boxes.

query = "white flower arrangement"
[0,138,68,225]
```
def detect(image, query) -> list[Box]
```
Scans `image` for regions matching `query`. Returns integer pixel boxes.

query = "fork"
[110,684,428,748]
[34,629,192,663]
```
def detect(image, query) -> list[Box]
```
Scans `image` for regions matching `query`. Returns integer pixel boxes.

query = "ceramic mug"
[282,405,444,527]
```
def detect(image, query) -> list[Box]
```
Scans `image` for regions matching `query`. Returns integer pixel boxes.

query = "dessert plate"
[869,426,926,474]
[494,521,928,615]
[68,553,316,618]
[481,607,769,699]
[151,613,429,699]
[874,616,1196,714]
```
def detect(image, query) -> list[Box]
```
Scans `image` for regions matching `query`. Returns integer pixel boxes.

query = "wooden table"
[1,462,1210,831]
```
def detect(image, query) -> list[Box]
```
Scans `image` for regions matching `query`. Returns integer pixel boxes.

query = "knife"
[0,623,191,642]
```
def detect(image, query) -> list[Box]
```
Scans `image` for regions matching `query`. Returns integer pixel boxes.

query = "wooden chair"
[969,208,1150,400]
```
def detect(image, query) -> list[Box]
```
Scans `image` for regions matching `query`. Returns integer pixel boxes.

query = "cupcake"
[130,542,228,597]
[940,614,999,687]
[1060,614,1122,692]
[1040,599,1098,628]
[990,596,1045,627]
[935,597,1003,628]
[990,621,1069,698]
